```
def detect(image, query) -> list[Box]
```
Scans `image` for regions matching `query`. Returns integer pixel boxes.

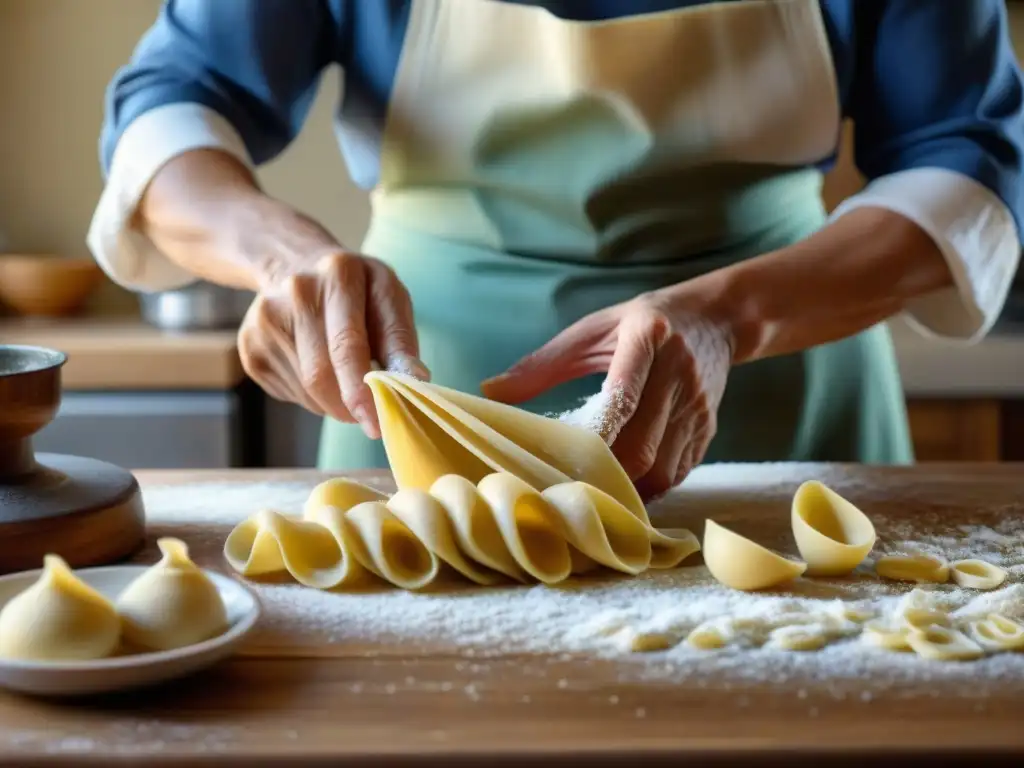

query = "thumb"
[365,259,431,381]
[481,312,615,404]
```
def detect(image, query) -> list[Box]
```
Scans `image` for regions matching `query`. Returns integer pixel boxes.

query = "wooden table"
[2,464,1024,767]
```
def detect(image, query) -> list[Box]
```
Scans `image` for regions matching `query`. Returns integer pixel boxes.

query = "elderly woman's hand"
[235,204,429,438]
[481,290,733,500]
[134,150,430,440]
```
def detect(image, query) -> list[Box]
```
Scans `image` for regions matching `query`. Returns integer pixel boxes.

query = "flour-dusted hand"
[481,292,732,499]
[130,150,431,440]
[241,243,429,438]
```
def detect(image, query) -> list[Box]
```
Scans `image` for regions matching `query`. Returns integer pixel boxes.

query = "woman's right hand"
[241,245,429,439]
[136,150,428,439]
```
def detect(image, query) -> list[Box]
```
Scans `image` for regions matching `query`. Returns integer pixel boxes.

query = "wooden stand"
[0,454,145,573]
[0,345,146,573]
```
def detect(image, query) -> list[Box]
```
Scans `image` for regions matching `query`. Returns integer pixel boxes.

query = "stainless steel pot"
[138,282,255,331]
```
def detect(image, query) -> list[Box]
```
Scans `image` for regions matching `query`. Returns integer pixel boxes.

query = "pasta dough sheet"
[225,473,700,591]
[225,372,700,590]
[363,372,652,523]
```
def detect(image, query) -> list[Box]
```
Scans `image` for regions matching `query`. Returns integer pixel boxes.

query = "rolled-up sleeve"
[831,0,1024,341]
[88,0,333,292]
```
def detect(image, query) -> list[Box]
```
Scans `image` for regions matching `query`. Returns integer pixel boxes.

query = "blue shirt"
[100,0,1024,234]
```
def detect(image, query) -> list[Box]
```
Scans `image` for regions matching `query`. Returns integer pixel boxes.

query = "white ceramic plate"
[0,565,260,697]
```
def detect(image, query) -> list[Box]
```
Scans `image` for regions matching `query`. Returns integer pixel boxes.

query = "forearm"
[136,149,338,291]
[669,208,954,364]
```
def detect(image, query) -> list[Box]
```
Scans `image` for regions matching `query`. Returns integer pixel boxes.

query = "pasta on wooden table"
[224,372,700,590]
[861,620,912,652]
[686,622,729,649]
[768,625,831,652]
[950,559,1007,590]
[967,614,1024,651]
[900,607,951,632]
[791,480,876,576]
[906,625,984,661]
[874,554,950,584]
[220,370,1017,666]
[700,480,875,592]
[701,519,806,591]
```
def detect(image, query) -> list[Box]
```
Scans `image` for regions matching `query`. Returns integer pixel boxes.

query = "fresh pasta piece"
[862,620,911,651]
[827,601,874,625]
[225,508,369,588]
[223,473,699,591]
[899,607,951,632]
[340,502,441,589]
[702,519,806,591]
[0,555,120,661]
[222,369,700,591]
[791,481,876,576]
[950,559,1007,591]
[768,625,830,652]
[541,481,698,573]
[967,613,1024,651]
[617,627,679,653]
[906,625,984,661]
[304,476,388,516]
[385,488,504,585]
[429,474,524,581]
[897,586,954,615]
[364,371,652,521]
[686,622,729,650]
[116,538,228,651]
[875,554,950,584]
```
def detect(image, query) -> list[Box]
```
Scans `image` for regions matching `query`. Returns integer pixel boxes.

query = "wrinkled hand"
[238,219,428,438]
[481,292,733,500]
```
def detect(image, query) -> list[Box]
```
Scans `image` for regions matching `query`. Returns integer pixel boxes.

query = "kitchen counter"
[0,316,244,390]
[2,463,1023,767]
[3,314,1023,397]
[889,318,1024,398]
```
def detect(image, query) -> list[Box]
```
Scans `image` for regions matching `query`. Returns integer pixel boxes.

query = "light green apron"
[319,0,913,470]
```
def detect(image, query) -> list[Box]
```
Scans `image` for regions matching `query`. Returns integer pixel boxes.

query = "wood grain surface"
[1,463,1023,767]
[0,317,243,390]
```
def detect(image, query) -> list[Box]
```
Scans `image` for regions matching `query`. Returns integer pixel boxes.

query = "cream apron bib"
[319,0,913,470]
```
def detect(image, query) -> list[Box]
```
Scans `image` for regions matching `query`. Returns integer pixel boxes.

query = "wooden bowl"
[0,255,104,317]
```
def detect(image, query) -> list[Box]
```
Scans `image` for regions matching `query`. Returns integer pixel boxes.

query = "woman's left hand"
[481,291,734,500]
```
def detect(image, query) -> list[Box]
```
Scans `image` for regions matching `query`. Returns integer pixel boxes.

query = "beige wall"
[2,0,1023,272]
[0,0,370,276]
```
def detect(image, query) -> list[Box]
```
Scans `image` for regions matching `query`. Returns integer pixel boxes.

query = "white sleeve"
[86,103,255,293]
[829,167,1021,342]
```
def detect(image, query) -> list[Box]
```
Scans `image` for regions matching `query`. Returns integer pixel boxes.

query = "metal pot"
[138,281,255,331]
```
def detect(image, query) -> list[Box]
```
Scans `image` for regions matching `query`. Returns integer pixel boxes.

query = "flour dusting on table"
[135,463,1024,695]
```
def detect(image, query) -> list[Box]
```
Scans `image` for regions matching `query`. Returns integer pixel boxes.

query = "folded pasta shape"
[224,473,700,590]
[225,372,699,590]
[363,371,653,523]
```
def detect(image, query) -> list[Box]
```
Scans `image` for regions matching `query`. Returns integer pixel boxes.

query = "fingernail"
[385,352,431,381]
[479,377,506,398]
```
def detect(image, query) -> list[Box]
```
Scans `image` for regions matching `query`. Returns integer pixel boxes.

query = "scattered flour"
[101,462,1024,701]
[384,352,428,379]
[553,382,630,441]
[4,722,238,756]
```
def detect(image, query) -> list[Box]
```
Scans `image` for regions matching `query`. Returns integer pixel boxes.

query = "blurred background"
[1,0,1022,469]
